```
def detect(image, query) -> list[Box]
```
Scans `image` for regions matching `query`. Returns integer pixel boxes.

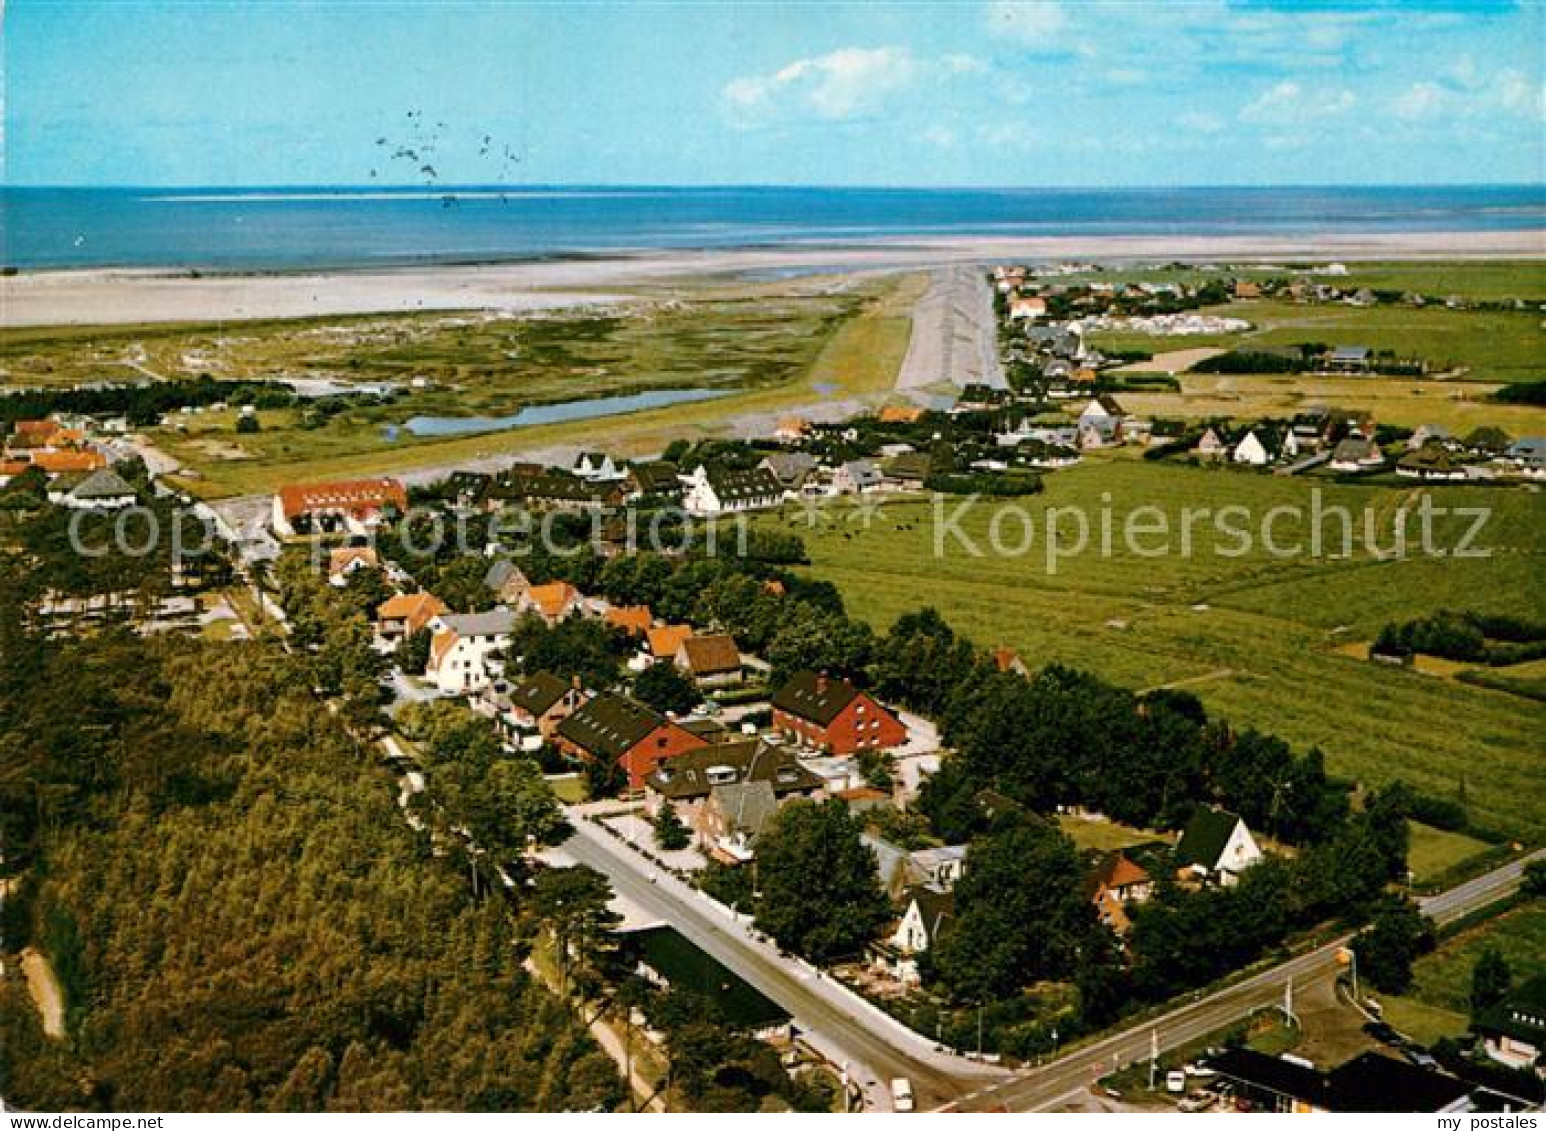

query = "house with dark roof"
[1209,1048,1477,1113]
[644,738,824,832]
[701,780,782,864]
[674,633,744,687]
[505,670,588,741]
[1175,807,1262,886]
[681,464,783,515]
[625,460,683,501]
[758,451,818,491]
[1474,973,1546,1074]
[59,467,137,511]
[771,671,906,755]
[555,692,708,789]
[1398,443,1470,482]
[872,885,957,985]
[1330,436,1386,473]
[484,558,531,604]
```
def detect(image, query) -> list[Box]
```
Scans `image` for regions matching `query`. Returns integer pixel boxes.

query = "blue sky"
[5,0,1543,186]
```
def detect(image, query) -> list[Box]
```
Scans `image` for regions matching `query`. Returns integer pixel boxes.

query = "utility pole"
[977,1001,985,1060]
[1148,1028,1159,1091]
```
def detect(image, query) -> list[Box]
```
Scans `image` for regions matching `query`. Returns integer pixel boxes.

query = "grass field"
[767,459,1546,837]
[1381,901,1545,1046]
[1056,814,1159,854]
[1406,821,1495,885]
[141,272,924,497]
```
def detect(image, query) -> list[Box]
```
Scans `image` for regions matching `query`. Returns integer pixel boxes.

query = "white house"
[873,886,955,985]
[1232,431,1271,467]
[1330,437,1386,473]
[681,464,783,515]
[573,452,626,482]
[1175,807,1262,887]
[426,607,516,694]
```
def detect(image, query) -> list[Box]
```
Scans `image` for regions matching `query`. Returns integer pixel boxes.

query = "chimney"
[816,672,828,695]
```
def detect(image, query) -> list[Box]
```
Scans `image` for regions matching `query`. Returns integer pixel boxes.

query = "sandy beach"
[4,229,1542,328]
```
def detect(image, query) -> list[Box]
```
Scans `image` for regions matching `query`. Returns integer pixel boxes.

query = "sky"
[4,0,1544,187]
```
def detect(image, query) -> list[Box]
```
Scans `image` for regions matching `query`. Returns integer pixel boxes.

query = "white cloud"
[923,125,958,148]
[1496,69,1546,122]
[724,47,920,122]
[985,0,1070,48]
[1390,68,1546,124]
[1239,81,1356,124]
[1392,81,1450,121]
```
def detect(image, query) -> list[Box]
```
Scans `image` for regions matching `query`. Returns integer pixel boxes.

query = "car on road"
[890,1078,915,1112]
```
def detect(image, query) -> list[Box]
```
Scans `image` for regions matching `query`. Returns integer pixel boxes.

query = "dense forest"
[0,572,619,1112]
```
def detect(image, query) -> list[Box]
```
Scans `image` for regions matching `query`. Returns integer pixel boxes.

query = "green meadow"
[766,458,1546,837]
[1382,901,1546,1046]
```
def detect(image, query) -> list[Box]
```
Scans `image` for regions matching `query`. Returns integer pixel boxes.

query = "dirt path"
[1139,667,1238,694]
[20,947,65,1039]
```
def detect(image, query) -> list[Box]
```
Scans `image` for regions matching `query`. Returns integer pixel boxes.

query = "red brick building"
[555,692,708,790]
[770,671,906,756]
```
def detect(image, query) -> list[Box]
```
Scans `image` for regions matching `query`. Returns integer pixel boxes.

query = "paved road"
[566,815,1538,1114]
[955,848,1544,1112]
[562,817,1006,1111]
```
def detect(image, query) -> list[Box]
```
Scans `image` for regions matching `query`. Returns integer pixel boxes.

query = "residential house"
[327,545,380,587]
[681,464,783,515]
[1087,852,1153,934]
[1232,281,1262,300]
[644,739,823,852]
[484,559,531,604]
[991,646,1030,676]
[771,671,907,755]
[1079,395,1127,428]
[1009,295,1048,320]
[1232,430,1272,467]
[1506,437,1546,479]
[272,478,407,538]
[24,449,109,476]
[1330,437,1386,473]
[425,608,515,695]
[1187,423,1224,460]
[625,460,682,502]
[57,467,137,511]
[675,633,744,687]
[862,834,968,900]
[445,471,492,510]
[485,468,616,513]
[1397,443,1469,482]
[574,452,626,482]
[878,404,925,424]
[1464,426,1513,456]
[500,670,588,746]
[605,605,654,637]
[375,591,449,649]
[831,459,885,495]
[518,580,584,626]
[758,451,818,493]
[700,781,781,864]
[1325,345,1372,374]
[1474,974,1545,1074]
[1290,410,1332,451]
[646,624,695,665]
[555,692,709,789]
[872,886,956,985]
[1174,807,1262,886]
[881,451,932,489]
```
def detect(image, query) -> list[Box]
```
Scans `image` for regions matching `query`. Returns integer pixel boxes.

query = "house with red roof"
[271,478,407,538]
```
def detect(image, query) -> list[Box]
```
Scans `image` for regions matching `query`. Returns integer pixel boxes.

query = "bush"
[235,414,261,434]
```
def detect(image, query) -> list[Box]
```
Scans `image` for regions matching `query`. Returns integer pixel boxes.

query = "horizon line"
[4,180,1543,193]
